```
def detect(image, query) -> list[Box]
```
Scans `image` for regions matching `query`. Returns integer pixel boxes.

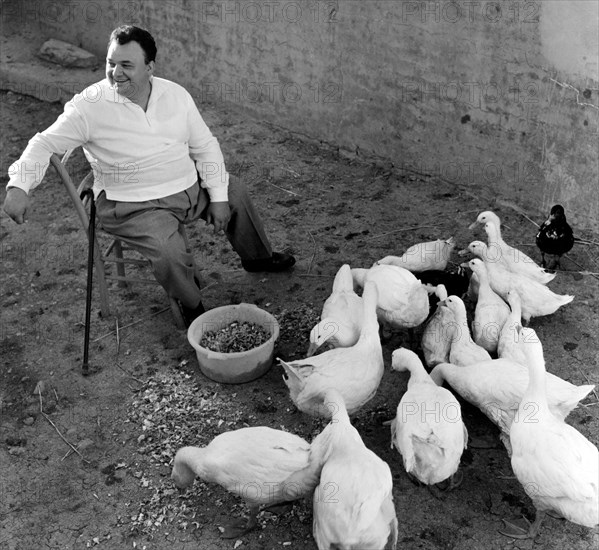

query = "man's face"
[106,40,154,99]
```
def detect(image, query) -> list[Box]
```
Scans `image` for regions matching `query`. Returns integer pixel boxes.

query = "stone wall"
[3,0,597,231]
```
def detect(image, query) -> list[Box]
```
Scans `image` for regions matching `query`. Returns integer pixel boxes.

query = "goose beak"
[459,261,471,269]
[457,247,470,257]
[468,221,479,230]
[306,342,318,357]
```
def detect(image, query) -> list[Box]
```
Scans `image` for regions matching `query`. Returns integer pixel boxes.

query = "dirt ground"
[1,88,598,550]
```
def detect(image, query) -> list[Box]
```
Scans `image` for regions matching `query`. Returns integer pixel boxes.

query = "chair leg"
[113,240,128,288]
[179,223,205,287]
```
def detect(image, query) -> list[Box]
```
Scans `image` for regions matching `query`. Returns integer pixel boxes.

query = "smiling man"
[4,25,295,326]
[107,39,153,107]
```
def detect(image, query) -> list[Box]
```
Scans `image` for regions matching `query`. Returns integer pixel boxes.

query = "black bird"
[536,204,575,270]
[414,267,471,315]
[414,268,470,297]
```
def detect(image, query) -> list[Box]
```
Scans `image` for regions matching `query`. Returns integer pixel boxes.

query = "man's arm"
[3,188,30,224]
[4,101,88,223]
[185,92,230,202]
[185,91,231,231]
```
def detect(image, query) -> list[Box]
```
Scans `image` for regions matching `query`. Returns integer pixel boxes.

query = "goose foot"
[427,470,463,499]
[406,472,446,500]
[499,510,544,540]
[448,470,464,490]
[220,515,258,539]
[499,518,534,539]
[406,472,424,487]
[438,470,463,492]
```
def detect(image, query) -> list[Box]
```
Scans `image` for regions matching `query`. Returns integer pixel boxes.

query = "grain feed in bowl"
[188,304,279,384]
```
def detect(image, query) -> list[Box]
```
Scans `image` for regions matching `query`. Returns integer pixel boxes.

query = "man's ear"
[147,60,155,75]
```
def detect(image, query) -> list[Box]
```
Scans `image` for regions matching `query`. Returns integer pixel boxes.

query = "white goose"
[421,284,455,368]
[502,328,598,539]
[352,264,429,332]
[171,427,315,538]
[375,237,456,272]
[389,348,468,491]
[442,295,492,366]
[469,211,555,284]
[497,289,527,364]
[311,388,399,550]
[429,359,595,444]
[463,258,510,354]
[467,241,573,323]
[307,263,363,357]
[279,280,384,418]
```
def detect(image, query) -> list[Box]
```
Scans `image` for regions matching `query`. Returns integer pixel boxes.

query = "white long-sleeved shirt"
[7,76,229,202]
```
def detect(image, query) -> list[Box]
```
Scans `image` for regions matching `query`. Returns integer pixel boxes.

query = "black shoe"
[180,300,206,328]
[241,252,296,273]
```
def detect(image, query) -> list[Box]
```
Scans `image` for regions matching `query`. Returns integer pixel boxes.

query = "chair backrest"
[50,151,94,230]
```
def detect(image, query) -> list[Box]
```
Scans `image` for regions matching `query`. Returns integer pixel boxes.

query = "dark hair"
[108,25,157,63]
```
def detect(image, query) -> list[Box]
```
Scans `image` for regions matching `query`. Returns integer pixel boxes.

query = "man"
[3,25,295,326]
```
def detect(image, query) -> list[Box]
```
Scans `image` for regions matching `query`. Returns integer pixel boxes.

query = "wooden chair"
[49,150,193,328]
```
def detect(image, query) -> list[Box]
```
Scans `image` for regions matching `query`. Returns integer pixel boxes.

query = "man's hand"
[206,201,231,234]
[3,187,30,224]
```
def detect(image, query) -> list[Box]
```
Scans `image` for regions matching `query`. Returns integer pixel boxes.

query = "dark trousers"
[95,178,272,308]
